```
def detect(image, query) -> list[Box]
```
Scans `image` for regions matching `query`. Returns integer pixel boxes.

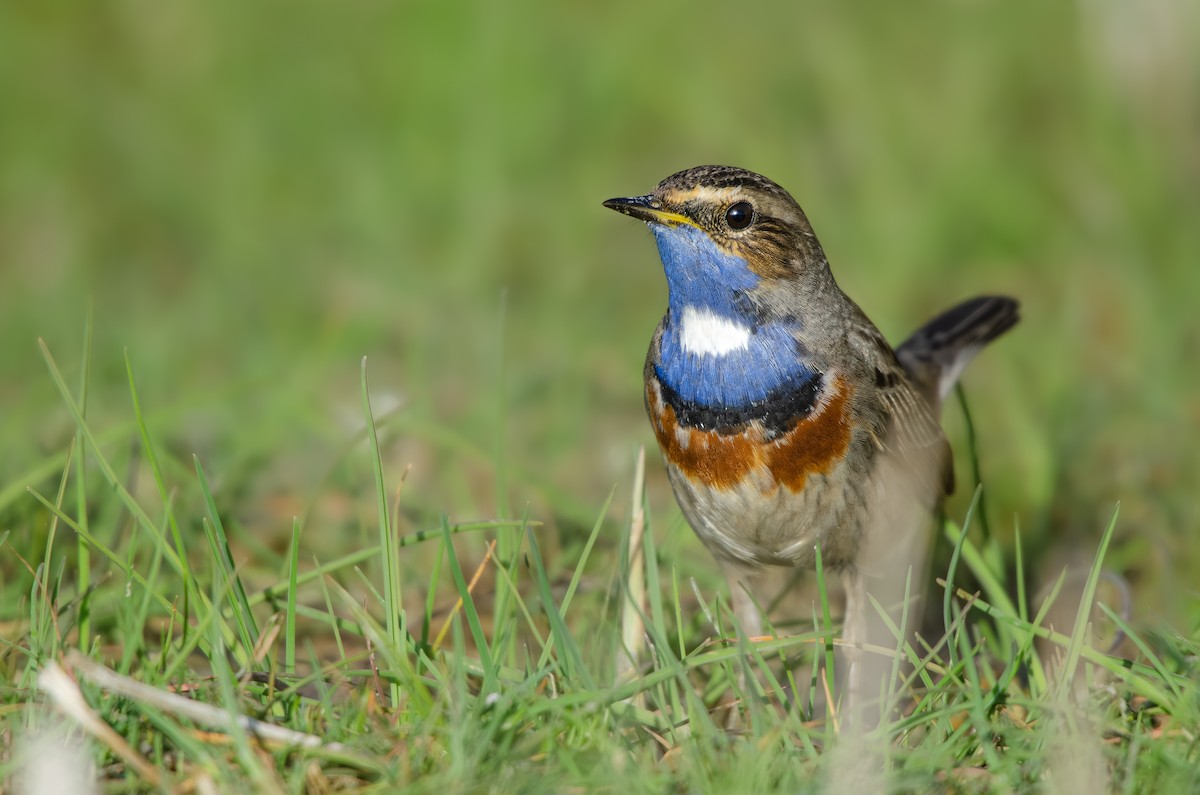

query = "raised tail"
[895,295,1019,409]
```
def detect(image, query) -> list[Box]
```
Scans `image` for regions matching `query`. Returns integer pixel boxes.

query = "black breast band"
[654,368,824,438]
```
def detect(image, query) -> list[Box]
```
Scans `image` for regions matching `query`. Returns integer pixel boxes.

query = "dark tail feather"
[896,295,1019,407]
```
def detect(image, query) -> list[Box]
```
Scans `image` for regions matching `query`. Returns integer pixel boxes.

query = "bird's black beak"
[603,195,692,228]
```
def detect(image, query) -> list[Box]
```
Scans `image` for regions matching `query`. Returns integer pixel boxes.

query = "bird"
[603,165,1018,708]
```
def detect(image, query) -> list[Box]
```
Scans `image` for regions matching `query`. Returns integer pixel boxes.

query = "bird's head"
[604,165,828,320]
[605,166,830,406]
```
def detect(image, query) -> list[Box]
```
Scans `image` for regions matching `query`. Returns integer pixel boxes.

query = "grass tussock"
[2,336,1197,793]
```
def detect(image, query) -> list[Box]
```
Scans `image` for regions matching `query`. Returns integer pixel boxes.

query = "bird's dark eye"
[725,201,754,230]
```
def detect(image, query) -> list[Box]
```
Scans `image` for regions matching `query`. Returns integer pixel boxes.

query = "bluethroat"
[604,166,1017,697]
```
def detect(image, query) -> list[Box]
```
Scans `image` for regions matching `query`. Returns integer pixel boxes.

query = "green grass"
[5,350,1199,792]
[3,0,1200,791]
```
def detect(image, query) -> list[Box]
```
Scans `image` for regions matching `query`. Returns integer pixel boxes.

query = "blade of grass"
[196,457,259,658]
[35,439,75,665]
[39,341,202,608]
[1097,602,1181,702]
[285,518,301,673]
[313,556,347,662]
[558,486,614,619]
[440,516,497,692]
[954,384,992,541]
[73,304,94,647]
[121,508,172,673]
[422,539,445,648]
[490,290,520,671]
[942,485,983,672]
[1057,504,1121,698]
[536,488,614,673]
[482,545,548,655]
[431,539,497,652]
[328,579,433,710]
[1009,517,1049,695]
[26,488,180,620]
[126,349,192,645]
[360,357,403,709]
[948,582,1176,705]
[208,622,286,795]
[524,521,592,689]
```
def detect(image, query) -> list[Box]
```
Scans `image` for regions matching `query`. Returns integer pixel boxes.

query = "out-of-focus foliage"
[1,0,1196,615]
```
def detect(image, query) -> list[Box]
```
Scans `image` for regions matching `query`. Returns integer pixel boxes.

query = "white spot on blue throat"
[679,306,751,356]
[649,223,817,408]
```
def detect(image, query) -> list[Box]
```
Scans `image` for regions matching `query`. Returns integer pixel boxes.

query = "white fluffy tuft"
[679,306,751,356]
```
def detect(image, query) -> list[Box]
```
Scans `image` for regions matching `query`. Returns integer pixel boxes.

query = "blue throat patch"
[649,224,818,408]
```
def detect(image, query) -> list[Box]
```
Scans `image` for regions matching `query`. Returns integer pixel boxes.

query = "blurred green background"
[2,1,1197,621]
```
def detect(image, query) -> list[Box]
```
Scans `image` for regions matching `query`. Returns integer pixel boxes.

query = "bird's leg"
[840,567,867,723]
[719,562,773,721]
[723,563,767,642]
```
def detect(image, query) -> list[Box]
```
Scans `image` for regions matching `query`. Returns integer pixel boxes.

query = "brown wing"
[849,326,954,500]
